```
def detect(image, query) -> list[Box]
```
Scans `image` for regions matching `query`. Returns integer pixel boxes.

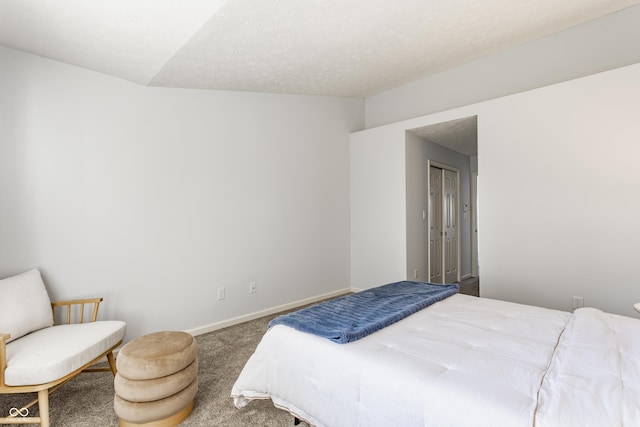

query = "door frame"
[427,160,461,283]
[471,171,478,277]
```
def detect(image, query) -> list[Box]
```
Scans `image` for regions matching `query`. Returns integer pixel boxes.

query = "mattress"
[232,293,640,426]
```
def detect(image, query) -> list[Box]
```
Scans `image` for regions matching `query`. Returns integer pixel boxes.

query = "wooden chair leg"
[107,351,117,375]
[38,389,50,427]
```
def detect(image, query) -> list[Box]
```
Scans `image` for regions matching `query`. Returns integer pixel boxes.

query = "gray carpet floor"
[458,276,479,298]
[1,280,479,426]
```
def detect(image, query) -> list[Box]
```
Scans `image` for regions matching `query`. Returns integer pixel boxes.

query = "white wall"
[350,126,407,290]
[351,62,640,317]
[405,133,429,282]
[479,63,640,316]
[365,4,640,128]
[0,46,364,340]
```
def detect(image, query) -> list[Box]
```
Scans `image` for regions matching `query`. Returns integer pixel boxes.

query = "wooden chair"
[0,269,126,426]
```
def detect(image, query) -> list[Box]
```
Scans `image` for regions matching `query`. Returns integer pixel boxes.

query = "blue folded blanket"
[268,281,458,344]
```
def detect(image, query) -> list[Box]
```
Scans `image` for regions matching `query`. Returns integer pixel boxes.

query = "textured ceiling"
[408,117,478,157]
[0,0,638,97]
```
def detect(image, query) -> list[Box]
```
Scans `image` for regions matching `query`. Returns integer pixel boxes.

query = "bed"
[231,284,640,426]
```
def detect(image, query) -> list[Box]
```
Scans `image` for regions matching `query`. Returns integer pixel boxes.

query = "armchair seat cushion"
[4,320,127,386]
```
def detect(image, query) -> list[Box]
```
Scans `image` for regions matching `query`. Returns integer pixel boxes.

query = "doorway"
[406,115,478,285]
[428,162,460,284]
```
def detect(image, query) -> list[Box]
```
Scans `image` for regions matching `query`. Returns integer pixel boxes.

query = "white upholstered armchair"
[0,269,126,426]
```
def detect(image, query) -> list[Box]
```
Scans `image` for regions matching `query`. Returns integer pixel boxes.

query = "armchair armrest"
[51,297,104,325]
[1,333,10,387]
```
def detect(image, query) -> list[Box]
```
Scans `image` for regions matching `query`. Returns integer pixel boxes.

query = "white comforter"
[535,307,640,426]
[231,294,640,426]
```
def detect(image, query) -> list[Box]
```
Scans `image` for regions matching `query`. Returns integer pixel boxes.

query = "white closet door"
[429,166,443,283]
[443,169,459,284]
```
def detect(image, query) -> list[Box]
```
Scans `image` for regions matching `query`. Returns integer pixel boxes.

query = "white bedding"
[233,293,640,426]
[535,307,640,426]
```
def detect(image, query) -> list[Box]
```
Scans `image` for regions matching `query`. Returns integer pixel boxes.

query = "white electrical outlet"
[413,269,419,279]
[217,287,225,300]
[249,282,256,294]
[572,296,584,310]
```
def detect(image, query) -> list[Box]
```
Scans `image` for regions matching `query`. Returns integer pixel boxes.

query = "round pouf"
[114,331,198,427]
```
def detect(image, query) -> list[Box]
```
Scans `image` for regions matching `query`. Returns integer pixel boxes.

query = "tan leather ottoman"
[114,331,198,426]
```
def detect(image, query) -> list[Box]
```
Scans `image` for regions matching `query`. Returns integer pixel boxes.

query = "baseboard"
[185,287,354,337]
[106,288,354,360]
